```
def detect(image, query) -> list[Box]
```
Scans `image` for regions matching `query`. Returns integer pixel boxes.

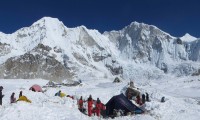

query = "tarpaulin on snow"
[106,93,144,116]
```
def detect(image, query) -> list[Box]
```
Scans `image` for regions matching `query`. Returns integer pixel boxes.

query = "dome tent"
[46,81,56,87]
[113,77,122,83]
[29,84,43,92]
[17,96,32,103]
[106,93,144,117]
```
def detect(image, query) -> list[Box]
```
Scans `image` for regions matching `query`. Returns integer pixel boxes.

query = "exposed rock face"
[72,52,88,65]
[192,69,200,76]
[0,42,11,56]
[105,60,123,75]
[2,44,74,82]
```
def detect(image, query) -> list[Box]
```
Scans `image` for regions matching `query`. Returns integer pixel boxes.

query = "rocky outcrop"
[1,44,75,82]
[0,42,11,56]
[105,60,123,75]
[192,69,200,76]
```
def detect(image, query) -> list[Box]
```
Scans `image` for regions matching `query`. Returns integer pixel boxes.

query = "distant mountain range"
[0,17,199,82]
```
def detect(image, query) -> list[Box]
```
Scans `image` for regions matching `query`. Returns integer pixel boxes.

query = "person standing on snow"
[87,95,93,116]
[19,91,22,98]
[78,96,85,112]
[142,94,146,104]
[95,98,102,117]
[58,90,61,97]
[146,92,150,102]
[55,90,61,97]
[0,86,4,105]
[10,92,16,103]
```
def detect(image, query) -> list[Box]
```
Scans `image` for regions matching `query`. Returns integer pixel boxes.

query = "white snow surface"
[0,77,200,120]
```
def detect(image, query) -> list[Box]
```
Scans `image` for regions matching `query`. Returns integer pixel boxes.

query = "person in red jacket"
[78,96,84,112]
[95,98,102,117]
[87,95,93,116]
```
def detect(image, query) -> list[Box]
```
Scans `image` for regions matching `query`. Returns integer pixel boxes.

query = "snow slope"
[0,77,200,120]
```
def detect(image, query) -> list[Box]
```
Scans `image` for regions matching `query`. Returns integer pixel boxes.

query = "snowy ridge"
[105,21,200,77]
[0,17,200,81]
[180,33,197,42]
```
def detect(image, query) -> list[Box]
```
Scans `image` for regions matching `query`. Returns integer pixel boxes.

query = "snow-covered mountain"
[105,22,200,77]
[180,33,197,42]
[0,17,199,82]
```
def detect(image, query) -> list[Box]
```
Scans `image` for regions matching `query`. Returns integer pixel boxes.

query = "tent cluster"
[103,81,148,118]
[0,80,152,119]
[0,84,43,105]
[8,84,74,104]
[9,84,43,104]
[43,81,57,88]
[76,93,145,118]
[76,81,147,118]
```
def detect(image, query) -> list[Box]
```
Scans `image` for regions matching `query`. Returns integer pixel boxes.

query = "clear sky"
[0,0,200,37]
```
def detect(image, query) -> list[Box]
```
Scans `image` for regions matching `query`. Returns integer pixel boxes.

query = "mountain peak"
[36,16,60,23]
[123,21,173,38]
[32,17,64,27]
[129,21,140,26]
[180,33,197,42]
[129,21,157,28]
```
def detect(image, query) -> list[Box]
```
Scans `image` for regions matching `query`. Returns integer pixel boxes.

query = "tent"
[17,96,32,103]
[106,93,144,117]
[29,84,43,92]
[60,93,66,97]
[55,92,66,98]
[46,81,56,87]
[113,77,122,83]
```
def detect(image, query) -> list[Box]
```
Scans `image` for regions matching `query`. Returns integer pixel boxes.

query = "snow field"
[0,77,200,120]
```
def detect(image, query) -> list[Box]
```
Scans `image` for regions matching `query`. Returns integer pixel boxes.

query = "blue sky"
[0,0,200,37]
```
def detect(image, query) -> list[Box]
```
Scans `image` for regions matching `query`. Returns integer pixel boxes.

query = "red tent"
[29,84,43,92]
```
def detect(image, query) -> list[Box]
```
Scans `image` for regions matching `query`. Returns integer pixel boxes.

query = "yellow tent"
[60,93,66,98]
[17,96,32,103]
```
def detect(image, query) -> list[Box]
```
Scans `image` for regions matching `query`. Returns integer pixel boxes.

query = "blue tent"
[106,93,144,116]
